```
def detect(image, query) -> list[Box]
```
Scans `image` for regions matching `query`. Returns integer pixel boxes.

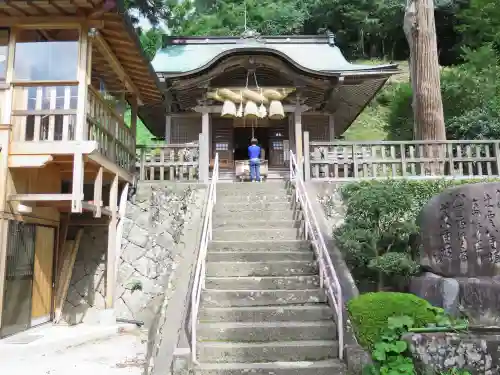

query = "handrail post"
[139,147,145,180]
[304,131,311,181]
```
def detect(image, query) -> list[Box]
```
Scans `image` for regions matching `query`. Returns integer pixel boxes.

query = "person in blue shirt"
[248,138,261,182]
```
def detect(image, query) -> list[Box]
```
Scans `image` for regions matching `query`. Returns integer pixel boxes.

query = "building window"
[216,143,228,151]
[14,29,79,82]
[0,29,9,81]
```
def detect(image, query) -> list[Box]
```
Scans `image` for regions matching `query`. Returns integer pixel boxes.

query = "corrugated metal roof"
[152,41,395,74]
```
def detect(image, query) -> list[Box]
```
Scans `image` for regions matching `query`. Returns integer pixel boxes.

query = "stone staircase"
[195,181,346,375]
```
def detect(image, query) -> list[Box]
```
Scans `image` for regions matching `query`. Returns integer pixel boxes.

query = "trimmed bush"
[347,292,436,349]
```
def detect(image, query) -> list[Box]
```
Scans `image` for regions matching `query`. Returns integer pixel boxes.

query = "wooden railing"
[10,84,135,172]
[87,86,135,171]
[136,143,200,182]
[303,133,500,181]
[11,84,78,142]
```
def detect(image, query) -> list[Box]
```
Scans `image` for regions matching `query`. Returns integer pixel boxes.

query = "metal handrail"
[190,152,219,364]
[289,150,344,359]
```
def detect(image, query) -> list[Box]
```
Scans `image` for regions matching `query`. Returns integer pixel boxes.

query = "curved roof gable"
[152,35,397,75]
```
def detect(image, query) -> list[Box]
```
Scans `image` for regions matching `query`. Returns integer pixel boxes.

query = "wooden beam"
[54,229,84,324]
[92,32,143,105]
[9,141,99,155]
[71,152,84,213]
[9,155,53,168]
[8,193,73,202]
[75,24,89,141]
[194,104,310,113]
[93,167,103,218]
[87,151,134,183]
[0,17,104,28]
[106,175,119,309]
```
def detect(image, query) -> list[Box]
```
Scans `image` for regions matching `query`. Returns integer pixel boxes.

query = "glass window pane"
[14,29,79,82]
[0,29,9,81]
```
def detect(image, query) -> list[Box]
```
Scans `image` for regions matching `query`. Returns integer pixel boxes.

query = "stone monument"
[411,182,500,323]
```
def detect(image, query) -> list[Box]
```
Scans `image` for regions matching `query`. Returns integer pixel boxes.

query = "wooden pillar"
[199,111,210,183]
[75,25,90,141]
[294,107,303,166]
[106,175,119,309]
[329,114,335,141]
[304,131,311,181]
[130,95,138,140]
[165,114,171,144]
[0,29,15,326]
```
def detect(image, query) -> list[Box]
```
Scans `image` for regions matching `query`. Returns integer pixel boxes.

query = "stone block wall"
[62,226,107,324]
[61,183,205,333]
[404,331,500,375]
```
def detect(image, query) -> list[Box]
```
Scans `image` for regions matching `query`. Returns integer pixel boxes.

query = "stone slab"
[212,228,300,241]
[194,359,347,375]
[215,201,292,212]
[206,251,313,262]
[213,220,300,229]
[418,182,500,277]
[214,209,295,221]
[197,321,336,342]
[197,340,338,362]
[201,289,326,307]
[208,240,310,252]
[205,275,320,290]
[199,304,333,323]
[206,260,317,277]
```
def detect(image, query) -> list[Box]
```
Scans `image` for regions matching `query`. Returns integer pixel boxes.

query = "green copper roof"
[152,36,396,75]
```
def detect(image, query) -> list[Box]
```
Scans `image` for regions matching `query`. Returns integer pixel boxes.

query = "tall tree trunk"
[403,0,446,141]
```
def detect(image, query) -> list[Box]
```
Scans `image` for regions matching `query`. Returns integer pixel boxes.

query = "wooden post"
[328,114,335,141]
[200,112,210,183]
[130,95,138,140]
[304,131,311,181]
[165,114,171,144]
[93,167,103,218]
[294,107,303,167]
[75,25,89,141]
[0,29,15,325]
[404,0,446,140]
[71,152,84,213]
[106,175,119,309]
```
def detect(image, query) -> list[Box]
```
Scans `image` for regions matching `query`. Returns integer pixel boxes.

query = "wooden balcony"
[6,84,135,214]
[8,84,134,178]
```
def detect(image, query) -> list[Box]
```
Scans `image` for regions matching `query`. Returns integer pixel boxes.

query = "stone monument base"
[410,272,500,325]
[403,331,500,375]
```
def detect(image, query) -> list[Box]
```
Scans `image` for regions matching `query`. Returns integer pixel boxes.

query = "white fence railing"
[190,153,219,363]
[303,132,500,181]
[289,150,344,359]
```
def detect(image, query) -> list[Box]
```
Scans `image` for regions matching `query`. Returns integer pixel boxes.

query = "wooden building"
[141,33,399,181]
[0,0,164,337]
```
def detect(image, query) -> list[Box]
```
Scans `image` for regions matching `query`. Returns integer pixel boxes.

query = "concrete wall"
[305,181,372,374]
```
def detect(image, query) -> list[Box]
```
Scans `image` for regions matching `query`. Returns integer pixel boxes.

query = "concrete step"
[205,275,320,290]
[195,360,347,375]
[208,240,310,253]
[207,251,313,263]
[215,202,292,212]
[214,210,296,221]
[206,260,317,277]
[212,228,300,241]
[199,304,333,323]
[218,194,290,203]
[201,289,326,307]
[216,182,288,191]
[197,321,336,342]
[213,220,300,230]
[197,340,339,362]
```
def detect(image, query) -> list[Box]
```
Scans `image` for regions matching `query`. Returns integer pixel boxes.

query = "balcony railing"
[303,136,500,181]
[136,143,200,182]
[86,86,135,171]
[10,84,135,172]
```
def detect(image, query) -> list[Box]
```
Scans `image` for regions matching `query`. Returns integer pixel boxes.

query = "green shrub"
[347,292,436,349]
[336,179,499,291]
